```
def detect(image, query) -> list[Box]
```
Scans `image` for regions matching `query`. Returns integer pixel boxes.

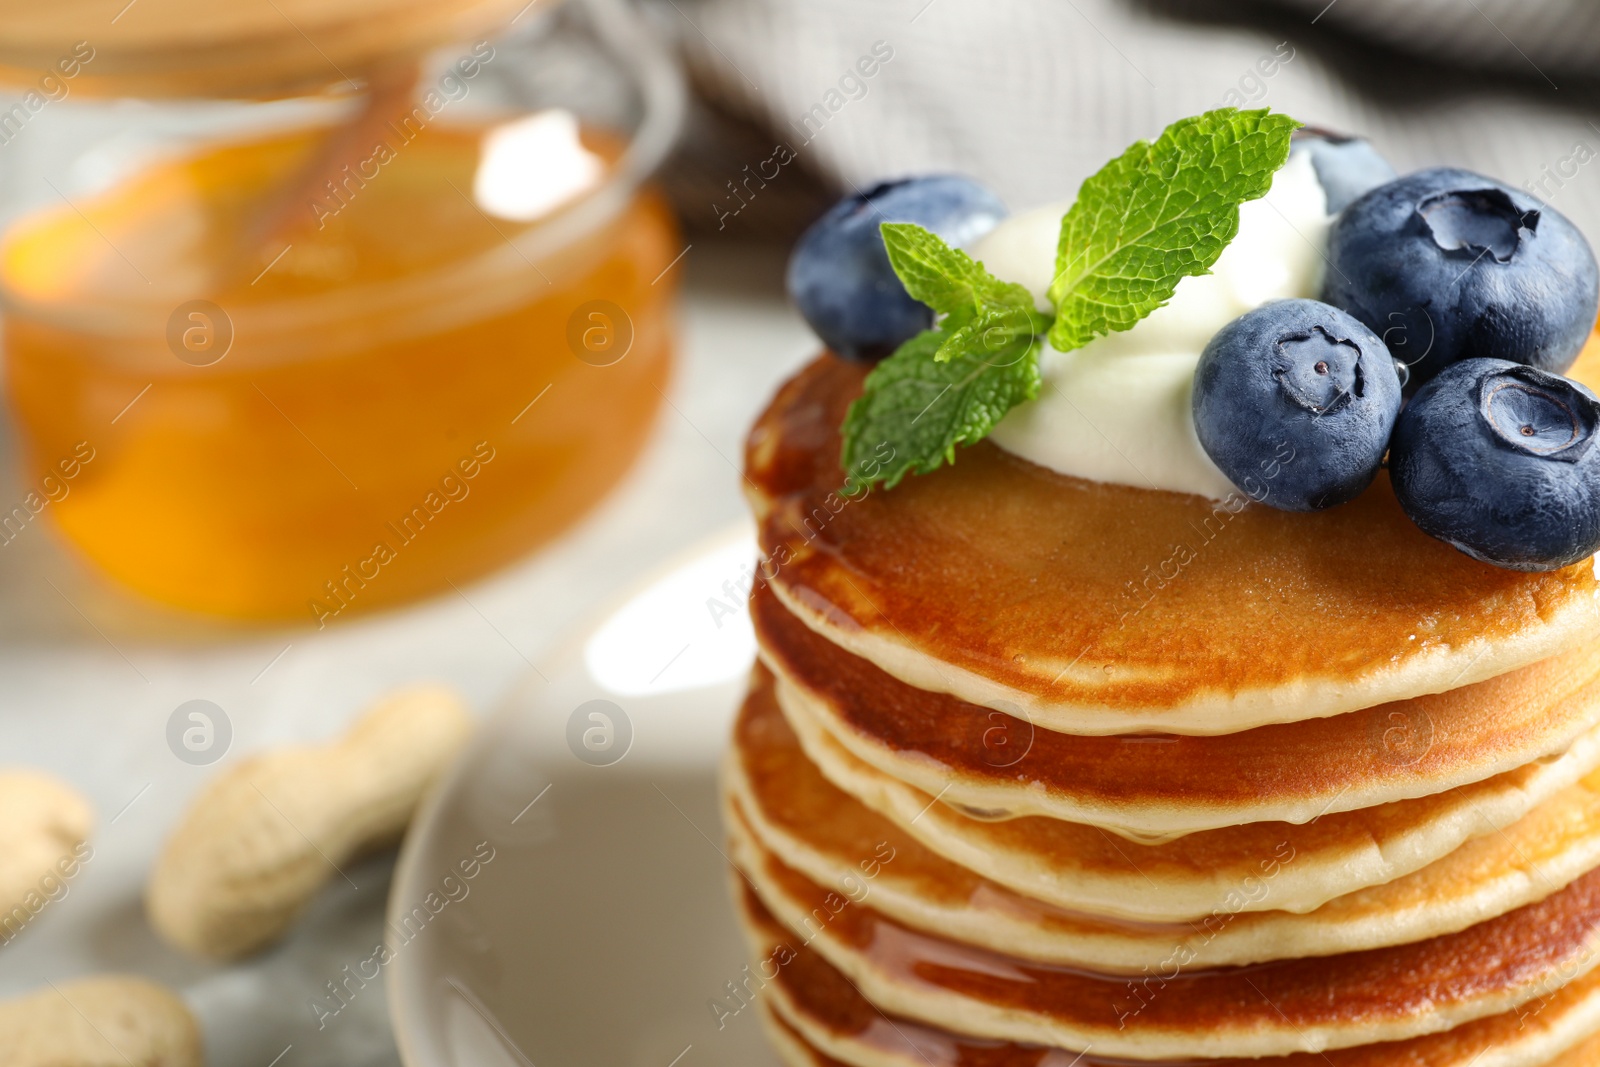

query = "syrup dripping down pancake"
[755,959,1600,1067]
[728,822,1600,1059]
[760,1010,1600,1067]
[753,580,1600,838]
[744,341,1600,736]
[724,698,1600,971]
[734,886,1600,1067]
[736,669,1600,922]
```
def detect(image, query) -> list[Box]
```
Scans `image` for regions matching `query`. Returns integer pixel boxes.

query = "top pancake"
[744,340,1600,735]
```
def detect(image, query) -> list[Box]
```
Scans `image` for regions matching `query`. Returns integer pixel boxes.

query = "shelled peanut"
[0,976,200,1067]
[0,770,92,945]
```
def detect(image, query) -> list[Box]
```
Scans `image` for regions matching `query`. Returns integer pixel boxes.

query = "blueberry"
[1389,359,1600,571]
[786,176,1007,361]
[1291,127,1397,215]
[1322,167,1599,391]
[1193,299,1402,511]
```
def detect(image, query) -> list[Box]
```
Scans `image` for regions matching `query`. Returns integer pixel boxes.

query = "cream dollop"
[973,150,1331,499]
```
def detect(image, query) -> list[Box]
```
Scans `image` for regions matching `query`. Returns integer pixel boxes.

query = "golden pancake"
[724,710,1600,971]
[756,978,1600,1067]
[760,1013,1600,1067]
[738,890,1600,1067]
[744,340,1600,736]
[730,831,1600,1059]
[737,669,1600,922]
[754,580,1600,837]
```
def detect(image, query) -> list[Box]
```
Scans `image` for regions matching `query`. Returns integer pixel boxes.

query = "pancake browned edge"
[737,885,1600,1067]
[721,700,1600,971]
[731,817,1600,1058]
[766,667,1600,921]
[744,342,1600,736]
[753,580,1600,837]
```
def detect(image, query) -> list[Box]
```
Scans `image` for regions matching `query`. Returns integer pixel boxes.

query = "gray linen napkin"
[663,0,1600,238]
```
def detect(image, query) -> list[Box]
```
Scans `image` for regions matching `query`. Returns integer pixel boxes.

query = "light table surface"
[0,244,811,1067]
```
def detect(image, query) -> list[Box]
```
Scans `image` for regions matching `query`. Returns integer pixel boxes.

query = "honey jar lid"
[0,0,541,98]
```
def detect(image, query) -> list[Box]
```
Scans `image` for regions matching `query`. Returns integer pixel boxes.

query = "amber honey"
[1,117,678,622]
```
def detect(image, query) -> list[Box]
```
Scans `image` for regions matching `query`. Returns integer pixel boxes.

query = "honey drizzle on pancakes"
[749,900,1600,1067]
[731,835,1600,1059]
[725,676,1600,972]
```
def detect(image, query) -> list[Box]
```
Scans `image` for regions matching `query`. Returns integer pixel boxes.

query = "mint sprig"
[839,225,1048,490]
[839,107,1300,491]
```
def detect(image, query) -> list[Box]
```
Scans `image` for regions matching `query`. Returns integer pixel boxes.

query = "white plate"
[387,524,779,1067]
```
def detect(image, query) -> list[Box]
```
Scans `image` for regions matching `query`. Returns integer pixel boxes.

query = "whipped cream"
[973,149,1331,499]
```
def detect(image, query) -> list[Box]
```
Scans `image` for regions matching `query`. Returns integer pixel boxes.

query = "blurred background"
[0,0,1596,1063]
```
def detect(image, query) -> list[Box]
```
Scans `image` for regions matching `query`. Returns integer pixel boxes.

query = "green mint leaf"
[1047,107,1299,353]
[881,222,1042,329]
[933,303,1042,364]
[880,222,987,315]
[841,326,1043,492]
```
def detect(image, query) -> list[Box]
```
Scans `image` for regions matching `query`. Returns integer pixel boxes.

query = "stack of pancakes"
[723,346,1600,1066]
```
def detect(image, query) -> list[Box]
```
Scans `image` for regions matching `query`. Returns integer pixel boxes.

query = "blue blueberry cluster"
[783,140,1600,571]
[1193,139,1600,571]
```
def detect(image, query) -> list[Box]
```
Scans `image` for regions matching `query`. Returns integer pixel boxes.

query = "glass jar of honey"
[0,0,683,623]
